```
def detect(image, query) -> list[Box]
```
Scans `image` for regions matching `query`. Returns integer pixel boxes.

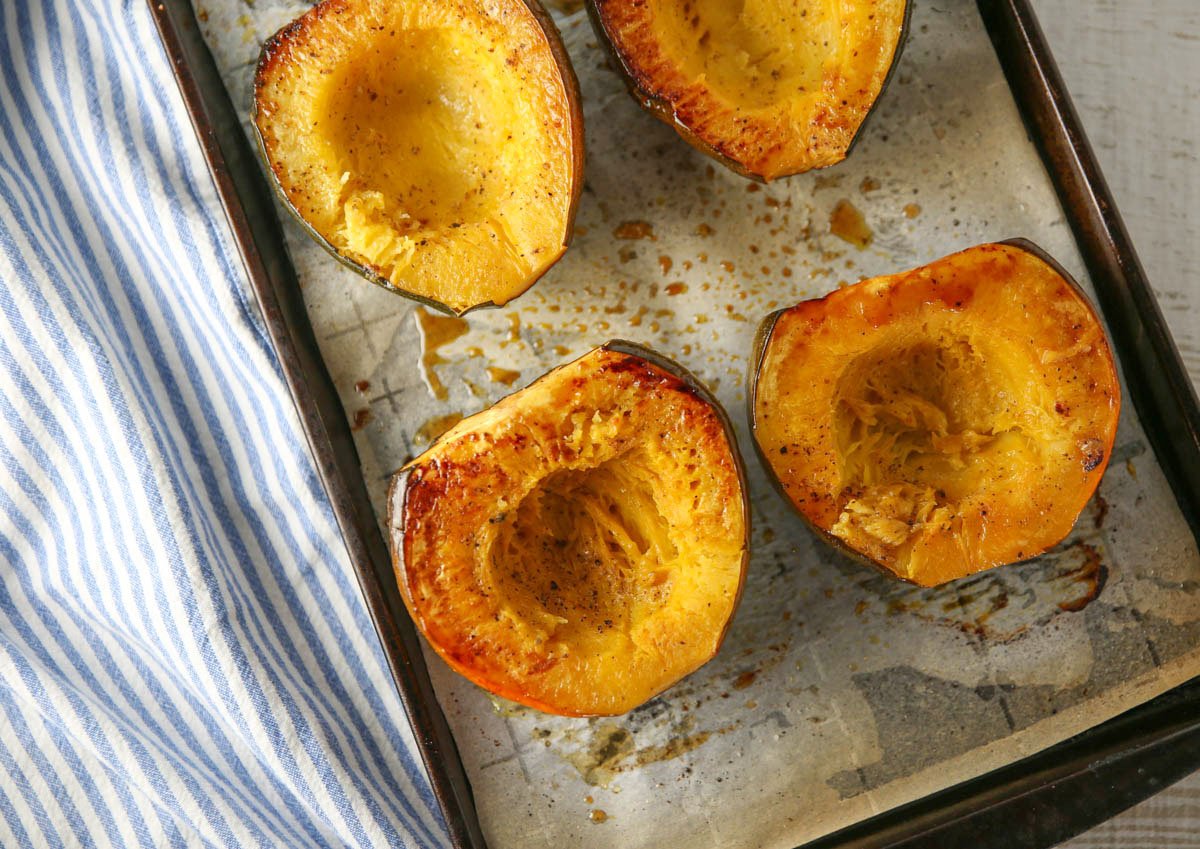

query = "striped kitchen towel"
[0,1,447,846]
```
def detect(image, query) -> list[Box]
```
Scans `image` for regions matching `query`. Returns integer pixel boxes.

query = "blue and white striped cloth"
[0,1,447,845]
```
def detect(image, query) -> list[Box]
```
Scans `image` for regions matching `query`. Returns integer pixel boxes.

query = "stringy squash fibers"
[752,242,1120,586]
[389,344,749,716]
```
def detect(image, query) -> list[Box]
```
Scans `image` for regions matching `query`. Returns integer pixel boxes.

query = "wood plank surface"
[1031,1,1200,845]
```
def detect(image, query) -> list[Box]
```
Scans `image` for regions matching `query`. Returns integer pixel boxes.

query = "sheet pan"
[149,0,1200,845]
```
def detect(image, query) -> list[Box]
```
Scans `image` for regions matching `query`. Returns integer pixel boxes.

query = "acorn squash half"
[751,241,1120,587]
[586,0,910,181]
[388,343,749,716]
[254,0,584,315]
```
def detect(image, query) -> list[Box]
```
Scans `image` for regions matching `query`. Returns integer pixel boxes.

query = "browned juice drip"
[415,307,468,400]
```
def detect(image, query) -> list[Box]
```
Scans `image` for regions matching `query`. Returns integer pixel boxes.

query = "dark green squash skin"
[747,239,1114,585]
[584,0,912,182]
[387,340,752,712]
[252,0,586,316]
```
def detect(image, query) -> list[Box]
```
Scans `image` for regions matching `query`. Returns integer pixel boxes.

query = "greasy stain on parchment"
[828,552,1173,801]
[500,654,791,790]
[857,495,1113,642]
[552,714,717,788]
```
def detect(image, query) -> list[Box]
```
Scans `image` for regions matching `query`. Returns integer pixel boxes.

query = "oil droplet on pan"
[504,312,522,345]
[612,220,655,240]
[486,367,521,387]
[829,199,873,249]
[732,670,757,690]
[413,412,463,445]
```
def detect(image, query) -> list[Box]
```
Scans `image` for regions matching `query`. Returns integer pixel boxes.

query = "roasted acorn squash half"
[388,343,749,716]
[751,241,1120,587]
[253,0,584,315]
[586,0,909,181]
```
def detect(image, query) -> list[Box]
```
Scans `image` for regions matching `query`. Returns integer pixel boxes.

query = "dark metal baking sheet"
[146,0,1200,846]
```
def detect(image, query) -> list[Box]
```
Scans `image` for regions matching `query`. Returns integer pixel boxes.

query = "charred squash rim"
[387,341,751,715]
[585,0,912,182]
[252,0,586,316]
[749,239,1121,584]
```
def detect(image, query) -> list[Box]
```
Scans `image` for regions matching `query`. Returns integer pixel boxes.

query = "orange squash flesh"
[389,343,749,716]
[254,0,584,315]
[751,241,1121,587]
[587,0,909,180]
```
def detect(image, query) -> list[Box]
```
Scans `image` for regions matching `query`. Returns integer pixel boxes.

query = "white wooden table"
[1031,1,1200,845]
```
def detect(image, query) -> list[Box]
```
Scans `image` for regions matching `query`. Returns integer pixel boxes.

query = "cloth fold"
[0,1,446,846]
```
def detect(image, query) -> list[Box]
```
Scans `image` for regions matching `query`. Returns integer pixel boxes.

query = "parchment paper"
[194,0,1200,846]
